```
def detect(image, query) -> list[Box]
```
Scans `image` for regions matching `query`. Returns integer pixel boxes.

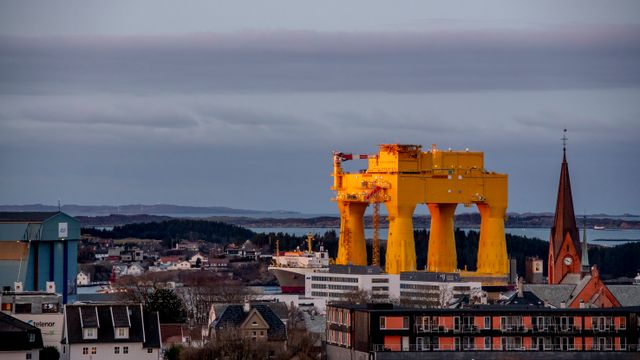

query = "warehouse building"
[0,212,79,303]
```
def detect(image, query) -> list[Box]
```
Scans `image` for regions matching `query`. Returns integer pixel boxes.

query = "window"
[433,337,439,350]
[380,316,386,329]
[115,327,129,339]
[83,328,97,340]
[114,347,120,354]
[463,337,473,350]
[91,347,96,355]
[123,346,128,354]
[147,349,153,353]
[15,303,32,314]
[484,316,491,329]
[1,303,12,311]
[26,353,32,360]
[260,331,264,336]
[484,337,491,350]
[28,333,35,342]
[620,336,627,350]
[82,348,88,355]
[42,303,58,313]
[620,317,626,330]
[403,316,409,329]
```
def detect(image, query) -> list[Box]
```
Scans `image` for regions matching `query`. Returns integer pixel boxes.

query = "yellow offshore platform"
[332,144,509,276]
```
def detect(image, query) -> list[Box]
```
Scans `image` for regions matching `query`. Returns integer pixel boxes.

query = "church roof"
[607,285,640,307]
[550,149,581,260]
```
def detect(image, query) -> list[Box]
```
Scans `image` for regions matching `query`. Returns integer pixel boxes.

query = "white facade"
[66,343,159,360]
[127,264,145,276]
[1,350,39,360]
[306,273,400,300]
[305,268,483,310]
[189,253,209,266]
[76,271,90,286]
[168,261,192,270]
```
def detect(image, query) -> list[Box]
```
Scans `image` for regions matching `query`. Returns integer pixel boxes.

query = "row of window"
[412,336,628,351]
[1,302,59,313]
[328,308,351,325]
[310,276,358,283]
[113,346,129,354]
[81,347,153,355]
[312,283,359,291]
[371,278,389,283]
[400,284,440,291]
[414,315,627,331]
[327,329,351,346]
[371,286,389,292]
[83,326,129,340]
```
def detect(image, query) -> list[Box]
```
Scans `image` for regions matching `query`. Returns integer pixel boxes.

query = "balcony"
[370,343,639,352]
[500,325,526,333]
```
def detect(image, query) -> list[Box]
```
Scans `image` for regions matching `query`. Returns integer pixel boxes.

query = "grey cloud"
[1,26,639,95]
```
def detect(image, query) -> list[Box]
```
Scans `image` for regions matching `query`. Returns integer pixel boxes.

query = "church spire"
[548,129,582,284]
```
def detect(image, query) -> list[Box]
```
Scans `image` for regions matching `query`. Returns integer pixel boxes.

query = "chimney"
[14,282,23,292]
[243,300,251,313]
[560,301,566,309]
[579,300,586,309]
[517,277,524,298]
[46,281,56,294]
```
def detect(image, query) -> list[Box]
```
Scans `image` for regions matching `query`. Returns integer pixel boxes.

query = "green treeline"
[82,219,255,246]
[262,228,640,279]
[83,220,640,278]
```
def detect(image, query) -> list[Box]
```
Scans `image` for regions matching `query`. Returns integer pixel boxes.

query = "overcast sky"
[0,1,639,215]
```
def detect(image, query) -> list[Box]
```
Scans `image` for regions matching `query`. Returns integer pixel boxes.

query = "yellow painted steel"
[332,144,508,275]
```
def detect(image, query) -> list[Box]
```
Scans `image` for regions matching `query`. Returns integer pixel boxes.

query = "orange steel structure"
[332,144,509,275]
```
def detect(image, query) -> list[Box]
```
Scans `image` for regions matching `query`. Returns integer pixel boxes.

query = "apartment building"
[306,266,483,312]
[326,303,640,360]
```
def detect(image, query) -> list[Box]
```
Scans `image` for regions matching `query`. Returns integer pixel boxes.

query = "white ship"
[268,234,330,294]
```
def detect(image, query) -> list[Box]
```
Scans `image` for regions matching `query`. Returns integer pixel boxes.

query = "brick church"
[525,137,625,308]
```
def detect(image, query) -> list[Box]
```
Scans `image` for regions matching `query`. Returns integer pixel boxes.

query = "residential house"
[189,253,209,267]
[112,265,128,278]
[168,261,192,271]
[211,302,287,354]
[0,312,44,360]
[158,256,182,266]
[207,258,230,271]
[127,264,145,276]
[62,303,161,360]
[77,271,90,286]
[176,241,200,252]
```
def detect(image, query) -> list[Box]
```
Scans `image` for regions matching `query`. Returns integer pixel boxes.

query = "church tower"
[548,130,582,284]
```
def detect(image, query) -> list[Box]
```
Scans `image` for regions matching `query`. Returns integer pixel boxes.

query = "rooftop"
[0,211,60,222]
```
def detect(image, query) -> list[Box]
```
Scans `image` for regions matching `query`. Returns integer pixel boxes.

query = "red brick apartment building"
[325,303,640,360]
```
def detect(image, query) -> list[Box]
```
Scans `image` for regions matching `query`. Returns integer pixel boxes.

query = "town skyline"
[1,1,639,214]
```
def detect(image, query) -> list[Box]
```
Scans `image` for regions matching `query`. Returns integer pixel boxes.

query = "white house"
[62,304,161,360]
[189,253,209,266]
[127,263,145,276]
[76,271,90,286]
[112,265,128,277]
[168,261,192,270]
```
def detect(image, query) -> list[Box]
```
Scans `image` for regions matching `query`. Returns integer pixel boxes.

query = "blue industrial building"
[0,212,79,303]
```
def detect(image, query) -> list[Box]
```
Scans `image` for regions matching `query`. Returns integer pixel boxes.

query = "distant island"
[0,203,300,216]
[2,204,638,229]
